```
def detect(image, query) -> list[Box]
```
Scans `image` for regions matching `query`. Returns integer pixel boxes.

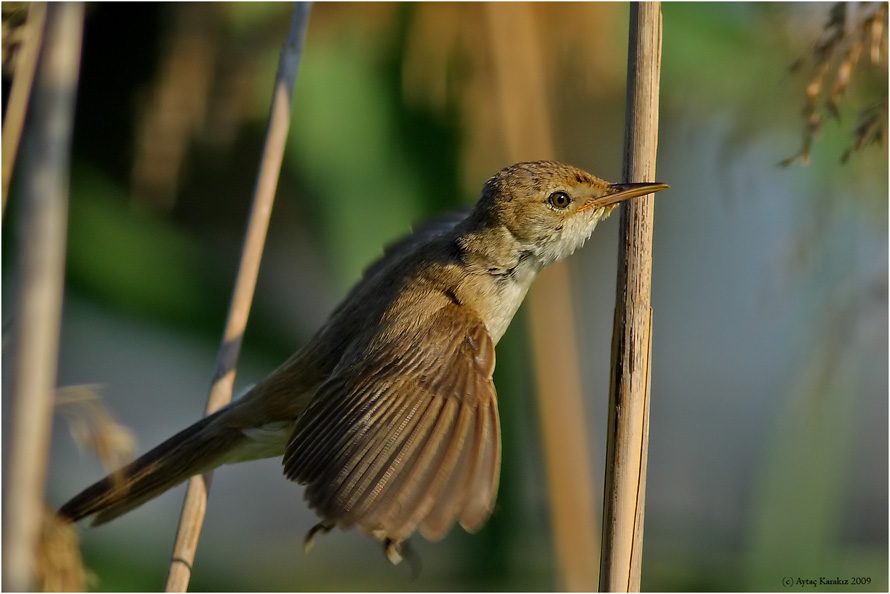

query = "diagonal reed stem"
[599,3,663,592]
[164,4,311,591]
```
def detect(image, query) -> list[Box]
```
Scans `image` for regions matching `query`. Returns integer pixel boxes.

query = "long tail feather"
[59,410,245,526]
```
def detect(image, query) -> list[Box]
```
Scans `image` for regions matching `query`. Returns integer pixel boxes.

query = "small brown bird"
[59,161,666,563]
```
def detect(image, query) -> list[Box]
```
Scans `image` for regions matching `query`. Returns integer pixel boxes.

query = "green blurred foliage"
[288,20,430,289]
[285,5,463,289]
[66,163,225,327]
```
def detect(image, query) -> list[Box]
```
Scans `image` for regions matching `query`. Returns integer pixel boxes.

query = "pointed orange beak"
[577,181,669,212]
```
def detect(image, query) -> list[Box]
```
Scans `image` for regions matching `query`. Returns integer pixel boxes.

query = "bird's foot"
[303,521,333,553]
[382,537,422,578]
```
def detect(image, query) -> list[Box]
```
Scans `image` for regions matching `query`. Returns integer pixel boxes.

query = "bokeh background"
[3,2,887,591]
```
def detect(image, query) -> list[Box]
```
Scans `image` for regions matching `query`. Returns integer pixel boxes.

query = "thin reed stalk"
[2,4,84,590]
[164,4,311,591]
[1,2,47,216]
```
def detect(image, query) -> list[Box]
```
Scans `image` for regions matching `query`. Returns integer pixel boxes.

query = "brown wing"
[282,303,500,543]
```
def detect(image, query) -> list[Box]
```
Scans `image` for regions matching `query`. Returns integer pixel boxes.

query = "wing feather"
[404,397,474,540]
[460,398,501,531]
[376,396,459,539]
[419,393,483,540]
[338,391,442,521]
[285,345,430,481]
[330,346,444,516]
[283,302,500,543]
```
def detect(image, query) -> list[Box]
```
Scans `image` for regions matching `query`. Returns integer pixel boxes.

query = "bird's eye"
[548,191,571,209]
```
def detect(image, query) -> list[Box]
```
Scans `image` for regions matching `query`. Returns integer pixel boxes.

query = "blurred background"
[2,2,887,591]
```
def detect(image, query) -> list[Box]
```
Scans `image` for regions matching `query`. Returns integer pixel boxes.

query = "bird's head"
[473,161,668,266]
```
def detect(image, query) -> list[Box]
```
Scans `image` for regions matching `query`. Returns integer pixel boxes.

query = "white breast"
[472,255,542,344]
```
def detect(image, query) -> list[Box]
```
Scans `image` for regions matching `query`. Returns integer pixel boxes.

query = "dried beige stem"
[599,3,662,592]
[2,2,47,215]
[2,3,84,590]
[164,4,311,591]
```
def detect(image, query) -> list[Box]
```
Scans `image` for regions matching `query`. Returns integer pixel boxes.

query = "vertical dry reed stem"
[599,3,663,592]
[2,2,47,216]
[2,4,84,590]
[164,4,311,591]
[485,4,599,590]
